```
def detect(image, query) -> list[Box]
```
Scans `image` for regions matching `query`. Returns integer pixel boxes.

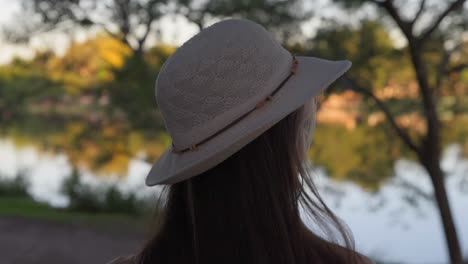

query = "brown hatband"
[171,54,299,154]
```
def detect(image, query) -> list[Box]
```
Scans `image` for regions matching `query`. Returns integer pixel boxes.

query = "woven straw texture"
[146,18,351,185]
[156,19,291,149]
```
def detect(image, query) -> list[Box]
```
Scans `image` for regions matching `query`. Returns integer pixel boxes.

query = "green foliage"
[0,169,152,220]
[309,123,402,191]
[310,20,414,92]
[62,168,101,213]
[442,115,468,156]
[104,185,141,216]
[179,0,306,28]
[0,37,175,175]
[107,55,159,130]
[62,168,146,216]
[0,12,466,192]
[106,45,173,129]
[1,114,171,175]
[0,173,29,197]
[0,57,62,116]
[47,34,132,95]
[0,34,134,124]
[203,0,305,26]
[364,97,423,116]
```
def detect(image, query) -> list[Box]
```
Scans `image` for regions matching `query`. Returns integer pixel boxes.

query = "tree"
[177,0,310,43]
[0,55,62,118]
[330,1,468,263]
[47,34,132,95]
[311,20,412,93]
[106,44,174,129]
[308,20,411,190]
[5,0,309,52]
[3,0,171,54]
[309,123,399,191]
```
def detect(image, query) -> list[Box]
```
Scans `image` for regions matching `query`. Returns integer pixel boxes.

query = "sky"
[0,0,354,64]
[0,0,200,64]
[0,0,406,65]
[0,1,36,64]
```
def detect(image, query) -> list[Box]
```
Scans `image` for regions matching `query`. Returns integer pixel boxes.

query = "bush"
[103,185,142,215]
[0,173,29,197]
[62,168,146,216]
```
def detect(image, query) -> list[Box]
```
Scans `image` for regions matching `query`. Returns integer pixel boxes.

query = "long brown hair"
[137,98,361,264]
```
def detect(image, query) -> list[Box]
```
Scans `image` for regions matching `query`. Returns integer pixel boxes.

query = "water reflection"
[1,115,170,176]
[316,145,468,263]
[0,138,467,263]
[0,139,156,207]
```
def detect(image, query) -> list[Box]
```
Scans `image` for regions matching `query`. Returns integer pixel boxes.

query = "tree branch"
[447,63,468,73]
[396,177,434,203]
[412,0,427,25]
[372,0,413,39]
[100,24,132,50]
[340,75,422,155]
[419,0,466,41]
[183,1,212,30]
[434,42,465,96]
[434,48,451,98]
[135,0,165,53]
[137,15,155,53]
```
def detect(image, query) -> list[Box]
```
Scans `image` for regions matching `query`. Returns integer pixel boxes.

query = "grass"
[0,197,152,234]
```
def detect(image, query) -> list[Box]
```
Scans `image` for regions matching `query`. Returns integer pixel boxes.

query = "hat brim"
[146,56,351,186]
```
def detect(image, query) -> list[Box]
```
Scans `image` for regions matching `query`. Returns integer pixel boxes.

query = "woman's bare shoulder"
[106,255,137,264]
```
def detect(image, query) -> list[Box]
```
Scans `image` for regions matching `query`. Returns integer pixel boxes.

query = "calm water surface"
[0,138,467,263]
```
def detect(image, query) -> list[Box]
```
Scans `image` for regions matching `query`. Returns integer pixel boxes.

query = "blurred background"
[0,0,467,263]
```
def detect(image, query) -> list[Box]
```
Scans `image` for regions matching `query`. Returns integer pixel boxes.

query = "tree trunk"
[408,42,463,264]
[421,152,463,264]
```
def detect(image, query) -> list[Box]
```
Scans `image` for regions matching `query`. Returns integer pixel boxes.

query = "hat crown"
[156,19,291,149]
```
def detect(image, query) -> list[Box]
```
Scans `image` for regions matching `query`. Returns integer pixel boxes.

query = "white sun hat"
[146,18,351,186]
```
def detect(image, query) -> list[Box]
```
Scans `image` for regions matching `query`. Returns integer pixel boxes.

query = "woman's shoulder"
[106,255,137,264]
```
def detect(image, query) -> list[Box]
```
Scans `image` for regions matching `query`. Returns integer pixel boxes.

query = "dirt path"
[0,216,144,264]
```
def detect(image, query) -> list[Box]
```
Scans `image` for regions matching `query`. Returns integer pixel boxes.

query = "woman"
[109,19,372,264]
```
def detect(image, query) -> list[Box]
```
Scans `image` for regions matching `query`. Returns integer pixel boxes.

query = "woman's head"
[138,97,357,264]
[145,19,352,186]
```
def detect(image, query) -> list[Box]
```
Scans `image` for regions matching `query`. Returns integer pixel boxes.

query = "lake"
[0,138,467,263]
